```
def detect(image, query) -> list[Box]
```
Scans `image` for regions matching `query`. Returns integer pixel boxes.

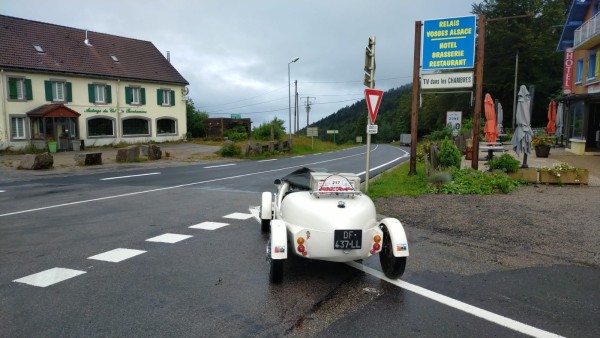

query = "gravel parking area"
[376,184,600,272]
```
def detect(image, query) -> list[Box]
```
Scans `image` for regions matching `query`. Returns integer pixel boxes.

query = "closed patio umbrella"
[497,102,504,135]
[546,100,556,135]
[484,93,498,143]
[511,85,532,166]
[555,102,564,139]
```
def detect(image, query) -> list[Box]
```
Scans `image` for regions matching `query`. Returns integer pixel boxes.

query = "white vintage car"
[260,167,409,283]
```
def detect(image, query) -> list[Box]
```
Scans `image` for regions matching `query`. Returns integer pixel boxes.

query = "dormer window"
[111,55,119,62]
[33,44,44,53]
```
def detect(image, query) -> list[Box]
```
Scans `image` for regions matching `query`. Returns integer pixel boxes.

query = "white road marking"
[346,261,564,338]
[100,172,161,181]
[88,248,146,262]
[189,221,229,230]
[0,190,5,193]
[13,267,86,287]
[292,155,305,158]
[249,206,261,222]
[0,146,393,217]
[146,233,192,243]
[258,159,277,162]
[357,147,408,176]
[204,163,236,169]
[224,212,254,220]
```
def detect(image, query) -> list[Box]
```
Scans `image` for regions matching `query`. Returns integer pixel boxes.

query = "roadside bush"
[430,168,521,194]
[224,131,248,142]
[220,143,240,157]
[424,127,452,141]
[438,138,461,169]
[486,153,520,173]
[253,118,285,141]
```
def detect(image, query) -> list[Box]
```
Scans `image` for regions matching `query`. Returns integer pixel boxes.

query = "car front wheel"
[379,224,406,279]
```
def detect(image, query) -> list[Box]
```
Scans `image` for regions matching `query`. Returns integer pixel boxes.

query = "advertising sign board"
[422,15,476,70]
[421,72,474,89]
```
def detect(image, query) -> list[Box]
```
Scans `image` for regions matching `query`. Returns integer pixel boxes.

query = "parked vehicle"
[260,167,409,283]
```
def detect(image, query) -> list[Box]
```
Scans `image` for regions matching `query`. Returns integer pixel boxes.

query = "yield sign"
[365,89,384,124]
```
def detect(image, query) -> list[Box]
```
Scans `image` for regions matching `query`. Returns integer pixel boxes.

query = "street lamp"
[288,57,299,147]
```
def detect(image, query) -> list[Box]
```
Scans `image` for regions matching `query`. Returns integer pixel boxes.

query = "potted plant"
[539,162,589,185]
[531,135,553,158]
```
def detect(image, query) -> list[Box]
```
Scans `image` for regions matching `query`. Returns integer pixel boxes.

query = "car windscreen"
[281,167,313,191]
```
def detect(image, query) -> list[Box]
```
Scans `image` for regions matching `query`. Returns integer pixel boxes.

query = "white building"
[0,15,189,151]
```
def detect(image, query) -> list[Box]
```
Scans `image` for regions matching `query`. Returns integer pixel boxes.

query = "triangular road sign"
[365,89,383,124]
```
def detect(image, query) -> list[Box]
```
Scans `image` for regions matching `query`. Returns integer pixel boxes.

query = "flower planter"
[534,145,550,158]
[507,168,538,183]
[539,169,589,185]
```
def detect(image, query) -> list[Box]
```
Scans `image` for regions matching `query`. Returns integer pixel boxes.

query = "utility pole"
[294,80,298,133]
[301,96,315,129]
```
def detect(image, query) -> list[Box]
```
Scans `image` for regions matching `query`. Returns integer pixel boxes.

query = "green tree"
[253,117,286,141]
[186,99,209,138]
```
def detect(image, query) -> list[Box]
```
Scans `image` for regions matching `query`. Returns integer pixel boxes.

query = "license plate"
[334,230,362,250]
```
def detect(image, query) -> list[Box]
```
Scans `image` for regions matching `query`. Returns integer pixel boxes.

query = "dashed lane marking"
[258,159,277,162]
[223,212,254,220]
[100,172,161,180]
[146,233,192,243]
[13,267,86,288]
[189,221,229,230]
[204,164,236,169]
[346,261,564,338]
[88,248,146,262]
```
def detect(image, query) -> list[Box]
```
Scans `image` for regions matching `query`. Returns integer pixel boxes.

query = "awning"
[26,104,81,118]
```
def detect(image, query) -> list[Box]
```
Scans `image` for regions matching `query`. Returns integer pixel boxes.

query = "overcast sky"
[4,0,476,129]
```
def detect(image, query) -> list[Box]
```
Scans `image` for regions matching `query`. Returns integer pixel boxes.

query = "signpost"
[446,111,462,136]
[364,86,383,192]
[327,129,338,145]
[307,127,318,149]
[421,72,474,89]
[231,114,241,119]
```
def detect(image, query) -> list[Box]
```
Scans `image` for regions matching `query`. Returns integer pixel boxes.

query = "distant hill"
[302,84,412,144]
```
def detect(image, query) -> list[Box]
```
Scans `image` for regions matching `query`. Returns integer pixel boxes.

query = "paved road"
[0,144,592,337]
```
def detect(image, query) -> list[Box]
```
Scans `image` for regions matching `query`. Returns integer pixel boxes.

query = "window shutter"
[141,88,146,105]
[66,82,73,102]
[157,89,163,105]
[25,79,33,100]
[125,87,132,104]
[88,84,95,103]
[8,78,17,99]
[44,80,53,101]
[106,85,112,103]
[170,90,175,106]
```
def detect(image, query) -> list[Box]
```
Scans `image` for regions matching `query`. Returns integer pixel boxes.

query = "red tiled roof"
[26,104,81,118]
[0,15,188,85]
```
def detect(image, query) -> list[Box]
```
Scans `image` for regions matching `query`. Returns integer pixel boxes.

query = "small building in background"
[206,118,252,139]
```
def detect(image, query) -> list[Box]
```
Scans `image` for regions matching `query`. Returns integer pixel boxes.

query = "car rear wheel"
[379,224,406,279]
[266,239,283,283]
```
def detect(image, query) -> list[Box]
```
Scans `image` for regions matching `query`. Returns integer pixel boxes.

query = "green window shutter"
[106,85,112,103]
[44,80,53,101]
[141,88,146,105]
[157,89,163,105]
[66,82,73,102]
[8,78,17,100]
[125,87,132,104]
[25,79,33,100]
[88,84,95,103]
[170,90,175,106]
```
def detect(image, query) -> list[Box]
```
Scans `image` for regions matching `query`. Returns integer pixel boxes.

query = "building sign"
[231,114,241,119]
[422,15,476,70]
[563,47,574,95]
[84,107,146,114]
[421,72,474,89]
[446,111,462,136]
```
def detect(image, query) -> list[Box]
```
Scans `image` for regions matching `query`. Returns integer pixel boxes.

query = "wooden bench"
[479,142,506,160]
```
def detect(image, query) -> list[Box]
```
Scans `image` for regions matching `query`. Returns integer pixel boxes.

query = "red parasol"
[546,100,556,135]
[484,93,498,143]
